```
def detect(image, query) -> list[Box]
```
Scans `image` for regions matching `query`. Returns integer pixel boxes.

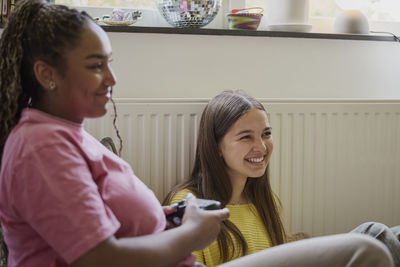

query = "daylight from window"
[247,0,400,21]
[55,0,157,9]
[56,0,400,22]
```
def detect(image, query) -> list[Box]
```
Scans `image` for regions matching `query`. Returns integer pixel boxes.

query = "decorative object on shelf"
[97,9,142,26]
[266,0,312,32]
[227,7,263,31]
[100,20,138,26]
[158,0,221,28]
[334,0,369,34]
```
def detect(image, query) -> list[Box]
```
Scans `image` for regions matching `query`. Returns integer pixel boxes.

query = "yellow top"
[170,189,273,267]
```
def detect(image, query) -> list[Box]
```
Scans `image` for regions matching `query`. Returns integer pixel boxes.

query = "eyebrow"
[235,127,272,136]
[85,53,112,60]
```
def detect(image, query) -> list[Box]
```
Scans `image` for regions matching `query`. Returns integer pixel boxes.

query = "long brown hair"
[163,90,286,263]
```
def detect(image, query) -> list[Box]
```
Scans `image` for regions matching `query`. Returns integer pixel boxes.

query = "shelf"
[101,25,397,42]
[1,22,396,42]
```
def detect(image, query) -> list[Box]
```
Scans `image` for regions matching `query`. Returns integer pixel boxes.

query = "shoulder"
[4,126,78,168]
[2,112,95,176]
[8,111,83,150]
[169,189,196,205]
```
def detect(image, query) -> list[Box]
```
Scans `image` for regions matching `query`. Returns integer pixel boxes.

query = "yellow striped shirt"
[170,189,272,267]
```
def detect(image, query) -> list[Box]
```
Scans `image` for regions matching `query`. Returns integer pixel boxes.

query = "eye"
[240,135,251,140]
[88,62,103,70]
[263,131,272,138]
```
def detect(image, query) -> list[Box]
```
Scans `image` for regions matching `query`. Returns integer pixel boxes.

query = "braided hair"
[0,0,92,163]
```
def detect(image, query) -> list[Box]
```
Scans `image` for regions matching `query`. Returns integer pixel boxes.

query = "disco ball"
[158,0,221,28]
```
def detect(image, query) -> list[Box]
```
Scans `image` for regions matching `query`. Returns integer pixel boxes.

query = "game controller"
[165,198,222,229]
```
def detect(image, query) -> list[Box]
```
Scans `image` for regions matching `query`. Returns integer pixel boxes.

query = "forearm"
[71,201,229,267]
[114,224,197,266]
[72,223,198,267]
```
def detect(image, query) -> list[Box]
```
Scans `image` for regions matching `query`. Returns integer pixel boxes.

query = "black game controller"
[165,198,222,229]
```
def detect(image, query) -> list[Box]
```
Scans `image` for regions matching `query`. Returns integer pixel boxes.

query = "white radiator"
[84,99,400,237]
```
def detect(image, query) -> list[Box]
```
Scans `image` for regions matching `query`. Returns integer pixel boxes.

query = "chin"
[248,168,267,178]
[87,108,108,119]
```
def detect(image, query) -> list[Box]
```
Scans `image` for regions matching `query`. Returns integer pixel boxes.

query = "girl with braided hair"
[0,1,395,267]
[0,1,229,266]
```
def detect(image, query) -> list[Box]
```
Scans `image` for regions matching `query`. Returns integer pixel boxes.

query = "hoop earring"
[49,81,56,89]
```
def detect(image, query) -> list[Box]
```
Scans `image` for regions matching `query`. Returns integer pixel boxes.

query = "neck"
[228,174,248,205]
[33,99,83,124]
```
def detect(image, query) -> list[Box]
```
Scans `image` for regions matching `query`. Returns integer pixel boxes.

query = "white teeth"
[247,157,264,163]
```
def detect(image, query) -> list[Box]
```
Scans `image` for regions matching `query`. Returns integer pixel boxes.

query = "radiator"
[84,99,400,237]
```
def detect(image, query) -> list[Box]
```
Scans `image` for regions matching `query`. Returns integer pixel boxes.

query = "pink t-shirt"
[0,109,167,266]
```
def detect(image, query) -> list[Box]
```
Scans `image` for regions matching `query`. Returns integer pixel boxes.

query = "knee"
[350,234,394,267]
[358,221,387,229]
[354,222,389,236]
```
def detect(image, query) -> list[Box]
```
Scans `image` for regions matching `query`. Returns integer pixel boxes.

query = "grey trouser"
[352,222,400,267]
[220,233,393,267]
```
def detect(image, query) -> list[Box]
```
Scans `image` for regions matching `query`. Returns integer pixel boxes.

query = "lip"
[96,90,110,96]
[245,155,266,165]
[95,90,111,99]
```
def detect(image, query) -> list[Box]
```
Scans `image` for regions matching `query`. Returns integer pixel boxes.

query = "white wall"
[108,31,400,99]
[2,25,399,100]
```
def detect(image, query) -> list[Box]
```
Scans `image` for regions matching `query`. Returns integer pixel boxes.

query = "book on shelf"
[1,0,10,24]
[1,0,19,24]
[1,0,50,25]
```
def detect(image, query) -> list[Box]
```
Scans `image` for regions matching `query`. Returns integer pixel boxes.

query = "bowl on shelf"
[227,7,263,30]
[158,0,221,28]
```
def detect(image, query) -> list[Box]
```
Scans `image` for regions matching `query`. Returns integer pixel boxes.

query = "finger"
[162,205,176,215]
[206,208,230,220]
[186,192,195,200]
[186,196,198,208]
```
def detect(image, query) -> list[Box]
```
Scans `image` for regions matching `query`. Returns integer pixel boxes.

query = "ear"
[33,60,57,91]
[218,143,223,157]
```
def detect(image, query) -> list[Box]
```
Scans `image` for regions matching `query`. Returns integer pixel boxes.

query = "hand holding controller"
[165,197,222,229]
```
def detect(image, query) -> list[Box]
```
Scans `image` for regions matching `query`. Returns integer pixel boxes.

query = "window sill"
[0,23,396,42]
[101,25,397,42]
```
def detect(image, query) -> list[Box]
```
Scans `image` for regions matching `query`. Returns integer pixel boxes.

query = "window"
[55,0,157,9]
[56,0,400,31]
[246,0,400,22]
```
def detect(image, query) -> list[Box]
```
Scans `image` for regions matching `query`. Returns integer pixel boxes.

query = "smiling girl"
[163,91,285,266]
[164,90,398,267]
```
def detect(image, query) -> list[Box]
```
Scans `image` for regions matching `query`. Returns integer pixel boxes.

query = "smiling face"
[219,108,273,182]
[46,22,116,123]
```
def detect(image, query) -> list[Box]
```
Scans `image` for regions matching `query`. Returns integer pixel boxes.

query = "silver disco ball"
[158,0,221,28]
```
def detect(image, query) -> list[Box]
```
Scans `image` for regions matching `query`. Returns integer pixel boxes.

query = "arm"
[71,198,230,267]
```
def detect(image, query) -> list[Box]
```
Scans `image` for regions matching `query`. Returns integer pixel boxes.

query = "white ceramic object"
[334,9,369,34]
[268,0,310,25]
[267,0,311,32]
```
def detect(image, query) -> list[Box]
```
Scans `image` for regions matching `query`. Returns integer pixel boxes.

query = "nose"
[104,64,117,87]
[253,137,267,152]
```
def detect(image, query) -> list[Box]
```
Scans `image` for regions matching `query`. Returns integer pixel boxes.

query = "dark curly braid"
[0,1,95,263]
[0,0,92,164]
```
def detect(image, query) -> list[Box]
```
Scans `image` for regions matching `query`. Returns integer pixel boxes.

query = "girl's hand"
[162,205,176,216]
[181,197,230,251]
[163,205,179,230]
